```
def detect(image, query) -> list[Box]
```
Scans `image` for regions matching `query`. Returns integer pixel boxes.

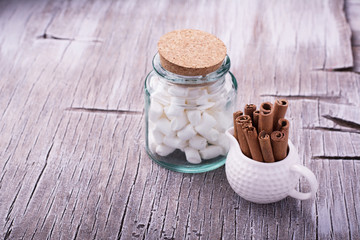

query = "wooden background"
[1,0,359,239]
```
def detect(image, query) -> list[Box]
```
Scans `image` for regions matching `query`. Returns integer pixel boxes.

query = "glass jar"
[144,53,237,173]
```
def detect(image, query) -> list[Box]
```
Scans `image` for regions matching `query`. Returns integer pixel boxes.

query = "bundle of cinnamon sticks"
[233,99,289,163]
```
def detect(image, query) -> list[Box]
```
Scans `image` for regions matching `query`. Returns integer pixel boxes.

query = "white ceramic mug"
[225,127,318,204]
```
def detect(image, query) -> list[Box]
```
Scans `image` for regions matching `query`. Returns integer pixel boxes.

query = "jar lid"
[157,29,227,76]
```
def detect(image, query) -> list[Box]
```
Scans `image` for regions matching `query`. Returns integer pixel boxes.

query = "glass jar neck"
[152,53,231,85]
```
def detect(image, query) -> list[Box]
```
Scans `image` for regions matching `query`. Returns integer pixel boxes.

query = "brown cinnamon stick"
[233,111,243,139]
[241,122,253,137]
[244,104,256,121]
[244,126,263,162]
[235,115,252,158]
[258,102,274,134]
[270,131,288,161]
[258,131,275,163]
[275,118,289,148]
[253,110,260,130]
[273,99,288,129]
[260,102,273,113]
[276,118,289,133]
[238,115,251,123]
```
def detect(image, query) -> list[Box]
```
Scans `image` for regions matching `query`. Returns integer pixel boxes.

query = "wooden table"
[1,0,359,239]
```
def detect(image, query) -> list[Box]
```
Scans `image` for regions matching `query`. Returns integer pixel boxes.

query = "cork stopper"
[157,29,227,76]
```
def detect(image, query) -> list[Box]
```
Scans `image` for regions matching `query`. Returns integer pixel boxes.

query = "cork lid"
[157,29,227,76]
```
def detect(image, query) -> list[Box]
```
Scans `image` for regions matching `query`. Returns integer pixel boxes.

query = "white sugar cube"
[155,118,172,136]
[195,126,219,142]
[171,96,186,105]
[198,102,216,110]
[199,145,223,159]
[163,136,187,150]
[177,124,196,141]
[196,94,210,105]
[168,85,189,97]
[156,144,175,156]
[189,135,207,150]
[201,112,217,128]
[184,147,201,164]
[207,133,229,154]
[186,110,202,126]
[151,129,164,145]
[148,134,157,153]
[170,111,188,131]
[149,75,160,89]
[210,111,232,132]
[149,100,163,122]
[165,104,184,119]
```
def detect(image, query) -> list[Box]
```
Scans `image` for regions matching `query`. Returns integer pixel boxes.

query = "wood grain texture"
[345,0,360,72]
[0,0,359,239]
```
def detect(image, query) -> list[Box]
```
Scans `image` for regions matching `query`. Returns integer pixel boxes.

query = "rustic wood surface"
[345,0,360,72]
[0,0,359,239]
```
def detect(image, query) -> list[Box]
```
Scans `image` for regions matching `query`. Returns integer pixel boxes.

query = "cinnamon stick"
[253,110,260,130]
[258,102,274,134]
[273,99,288,129]
[275,118,289,133]
[258,130,275,163]
[244,104,256,122]
[244,126,263,162]
[233,111,243,139]
[275,118,289,148]
[238,115,251,124]
[270,131,288,161]
[260,102,273,113]
[235,115,252,158]
[241,122,253,136]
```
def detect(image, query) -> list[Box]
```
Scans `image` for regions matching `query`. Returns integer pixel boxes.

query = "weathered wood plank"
[353,47,360,72]
[0,0,359,239]
[345,0,360,46]
[345,0,360,72]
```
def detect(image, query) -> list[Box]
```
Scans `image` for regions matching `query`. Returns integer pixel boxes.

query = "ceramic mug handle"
[288,164,318,200]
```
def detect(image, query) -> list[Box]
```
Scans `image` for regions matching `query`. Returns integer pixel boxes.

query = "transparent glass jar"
[145,53,237,173]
